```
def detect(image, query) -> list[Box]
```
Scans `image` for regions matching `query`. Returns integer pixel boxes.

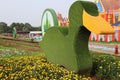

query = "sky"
[0,0,94,27]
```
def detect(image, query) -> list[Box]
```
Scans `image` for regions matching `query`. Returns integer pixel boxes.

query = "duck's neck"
[68,1,83,38]
[68,1,91,52]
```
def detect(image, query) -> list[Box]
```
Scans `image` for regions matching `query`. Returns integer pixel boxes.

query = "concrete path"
[89,42,120,54]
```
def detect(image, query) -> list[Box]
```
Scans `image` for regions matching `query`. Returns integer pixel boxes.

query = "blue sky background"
[0,0,94,27]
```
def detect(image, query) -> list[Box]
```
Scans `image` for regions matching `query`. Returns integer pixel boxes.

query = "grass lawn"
[0,38,42,52]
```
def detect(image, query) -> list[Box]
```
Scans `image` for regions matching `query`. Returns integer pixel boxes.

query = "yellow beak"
[83,10,114,34]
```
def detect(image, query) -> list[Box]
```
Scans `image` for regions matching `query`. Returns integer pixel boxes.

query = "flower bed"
[0,56,91,80]
[1,46,120,80]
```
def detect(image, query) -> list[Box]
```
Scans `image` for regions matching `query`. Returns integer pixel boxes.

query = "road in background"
[89,42,120,54]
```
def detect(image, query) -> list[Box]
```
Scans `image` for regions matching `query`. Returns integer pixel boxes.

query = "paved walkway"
[89,42,120,54]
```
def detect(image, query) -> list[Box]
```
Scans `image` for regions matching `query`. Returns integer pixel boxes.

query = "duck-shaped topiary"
[40,1,114,73]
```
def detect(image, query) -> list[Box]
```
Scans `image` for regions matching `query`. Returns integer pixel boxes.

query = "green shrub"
[91,52,120,80]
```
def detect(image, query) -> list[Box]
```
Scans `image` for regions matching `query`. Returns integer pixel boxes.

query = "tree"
[0,22,7,33]
[19,23,24,31]
[6,27,13,33]
[9,22,41,33]
[10,23,24,32]
[23,23,32,31]
[31,27,41,31]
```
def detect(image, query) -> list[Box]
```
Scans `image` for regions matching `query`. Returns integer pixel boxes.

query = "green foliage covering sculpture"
[13,27,17,39]
[40,0,114,73]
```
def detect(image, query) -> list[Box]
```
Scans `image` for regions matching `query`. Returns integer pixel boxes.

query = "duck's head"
[69,0,114,34]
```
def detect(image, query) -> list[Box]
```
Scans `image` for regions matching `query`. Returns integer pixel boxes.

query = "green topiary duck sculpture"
[40,1,114,73]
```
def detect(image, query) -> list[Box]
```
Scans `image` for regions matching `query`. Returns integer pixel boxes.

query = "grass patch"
[90,41,120,44]
[0,45,43,58]
[0,38,41,52]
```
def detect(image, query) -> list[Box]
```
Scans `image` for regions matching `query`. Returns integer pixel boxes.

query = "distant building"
[29,31,42,41]
[89,0,120,42]
[57,12,69,26]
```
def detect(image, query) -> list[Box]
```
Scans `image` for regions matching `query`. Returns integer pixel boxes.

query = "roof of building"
[101,0,120,11]
[30,31,42,34]
[96,0,120,12]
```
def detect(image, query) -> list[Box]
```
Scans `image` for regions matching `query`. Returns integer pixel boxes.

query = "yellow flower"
[118,64,120,67]
[82,78,90,80]
[99,66,102,69]
[0,73,2,78]
[31,78,36,80]
[118,74,120,77]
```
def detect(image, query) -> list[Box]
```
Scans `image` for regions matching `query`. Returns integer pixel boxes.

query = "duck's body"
[42,26,92,72]
[41,1,114,73]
